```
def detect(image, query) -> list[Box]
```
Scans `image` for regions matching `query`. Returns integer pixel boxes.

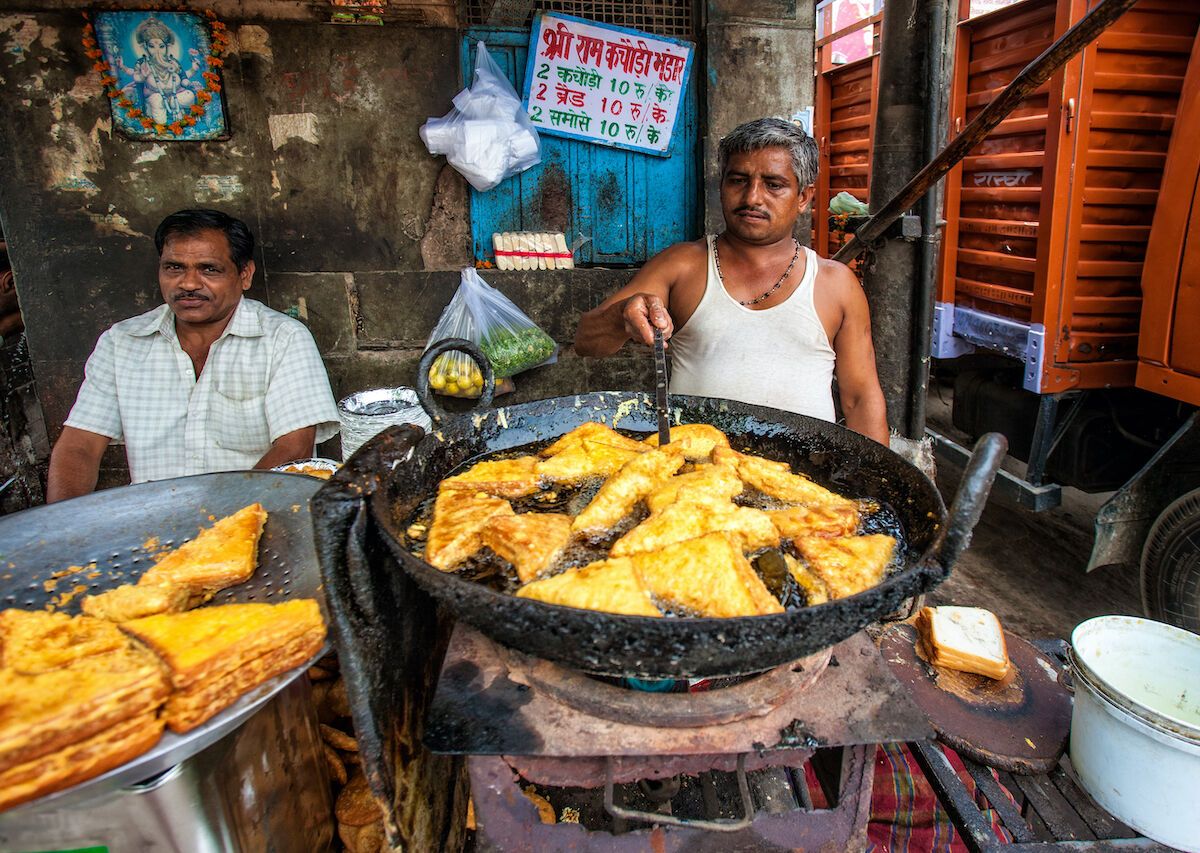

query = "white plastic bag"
[420,42,542,192]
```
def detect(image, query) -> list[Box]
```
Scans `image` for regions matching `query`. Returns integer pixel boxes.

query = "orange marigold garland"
[83,8,230,138]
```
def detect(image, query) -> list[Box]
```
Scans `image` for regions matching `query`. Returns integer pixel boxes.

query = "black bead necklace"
[713,236,801,306]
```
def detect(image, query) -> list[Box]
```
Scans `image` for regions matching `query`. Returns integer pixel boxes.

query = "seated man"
[47,209,339,502]
[574,117,888,445]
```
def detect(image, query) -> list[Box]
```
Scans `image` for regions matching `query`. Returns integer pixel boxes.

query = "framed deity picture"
[91,11,229,141]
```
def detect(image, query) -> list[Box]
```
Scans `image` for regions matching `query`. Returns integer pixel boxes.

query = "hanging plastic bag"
[829,191,868,216]
[419,41,542,192]
[424,268,557,397]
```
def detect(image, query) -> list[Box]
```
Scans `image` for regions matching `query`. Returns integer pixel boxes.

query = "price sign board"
[522,13,694,156]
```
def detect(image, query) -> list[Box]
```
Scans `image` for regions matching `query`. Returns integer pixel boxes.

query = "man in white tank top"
[575,118,889,444]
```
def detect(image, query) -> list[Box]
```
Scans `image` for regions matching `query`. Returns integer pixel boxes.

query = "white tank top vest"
[668,235,836,421]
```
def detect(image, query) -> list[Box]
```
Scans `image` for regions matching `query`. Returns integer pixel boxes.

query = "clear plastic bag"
[419,41,542,192]
[424,268,557,397]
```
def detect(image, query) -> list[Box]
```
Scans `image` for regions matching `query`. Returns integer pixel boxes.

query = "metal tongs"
[653,327,670,445]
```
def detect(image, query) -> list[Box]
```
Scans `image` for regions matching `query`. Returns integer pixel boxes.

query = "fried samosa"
[712,448,856,511]
[793,534,896,599]
[611,491,780,557]
[572,445,687,533]
[642,424,731,461]
[629,533,783,617]
[137,503,267,594]
[425,487,514,571]
[482,513,573,583]
[440,455,543,499]
[515,558,662,617]
[82,582,195,623]
[0,610,129,674]
[768,503,859,541]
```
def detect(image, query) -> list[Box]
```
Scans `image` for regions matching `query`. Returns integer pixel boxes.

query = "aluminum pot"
[1069,615,1200,852]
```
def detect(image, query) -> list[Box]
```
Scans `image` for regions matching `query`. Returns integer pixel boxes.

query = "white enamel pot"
[1069,615,1200,852]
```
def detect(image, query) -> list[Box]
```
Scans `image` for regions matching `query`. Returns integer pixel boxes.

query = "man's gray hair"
[718,117,819,189]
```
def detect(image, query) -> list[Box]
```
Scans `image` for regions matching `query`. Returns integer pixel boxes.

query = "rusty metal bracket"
[603,753,754,833]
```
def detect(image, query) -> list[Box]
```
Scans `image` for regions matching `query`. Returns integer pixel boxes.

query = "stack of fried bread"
[0,610,168,811]
[81,503,267,622]
[420,421,898,618]
[0,503,327,810]
[122,599,326,733]
[919,605,1011,680]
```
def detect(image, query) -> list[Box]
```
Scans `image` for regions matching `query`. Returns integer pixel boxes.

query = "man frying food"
[47,209,339,502]
[574,117,889,445]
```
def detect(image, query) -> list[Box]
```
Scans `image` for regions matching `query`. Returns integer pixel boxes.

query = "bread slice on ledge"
[921,605,1011,680]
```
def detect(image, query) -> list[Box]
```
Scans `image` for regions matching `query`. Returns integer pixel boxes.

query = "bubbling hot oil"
[404,434,908,610]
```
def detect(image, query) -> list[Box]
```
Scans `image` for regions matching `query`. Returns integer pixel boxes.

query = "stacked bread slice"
[920,605,1011,680]
[0,611,168,810]
[121,599,326,733]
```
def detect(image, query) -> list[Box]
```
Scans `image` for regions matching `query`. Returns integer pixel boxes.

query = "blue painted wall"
[461,29,699,267]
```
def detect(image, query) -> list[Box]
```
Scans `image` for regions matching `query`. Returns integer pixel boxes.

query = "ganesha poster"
[92,11,229,141]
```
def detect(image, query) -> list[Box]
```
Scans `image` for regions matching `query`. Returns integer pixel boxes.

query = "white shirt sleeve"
[264,324,341,444]
[62,330,124,441]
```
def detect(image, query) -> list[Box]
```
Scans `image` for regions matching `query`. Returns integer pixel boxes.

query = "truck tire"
[1141,487,1200,632]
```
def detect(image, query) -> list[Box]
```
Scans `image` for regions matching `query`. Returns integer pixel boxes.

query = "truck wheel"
[1141,487,1200,632]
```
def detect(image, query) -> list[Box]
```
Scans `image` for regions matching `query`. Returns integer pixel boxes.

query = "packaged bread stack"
[0,611,169,810]
[0,502,327,811]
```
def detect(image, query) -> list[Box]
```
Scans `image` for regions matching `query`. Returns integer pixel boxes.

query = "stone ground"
[922,388,1143,641]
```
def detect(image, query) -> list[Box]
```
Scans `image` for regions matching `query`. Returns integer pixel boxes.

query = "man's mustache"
[172,292,209,301]
[735,206,769,217]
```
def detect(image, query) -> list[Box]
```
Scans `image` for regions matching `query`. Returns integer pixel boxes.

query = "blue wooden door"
[461,29,699,266]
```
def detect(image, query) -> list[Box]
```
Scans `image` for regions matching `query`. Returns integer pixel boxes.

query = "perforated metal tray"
[0,471,326,812]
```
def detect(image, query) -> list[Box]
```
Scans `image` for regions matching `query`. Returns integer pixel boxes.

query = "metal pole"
[834,0,1140,265]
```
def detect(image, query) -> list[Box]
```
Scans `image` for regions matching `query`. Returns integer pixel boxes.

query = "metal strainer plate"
[0,471,325,812]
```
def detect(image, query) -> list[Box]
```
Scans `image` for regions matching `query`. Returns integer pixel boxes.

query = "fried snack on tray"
[82,582,194,623]
[571,444,687,533]
[0,710,164,812]
[425,488,514,571]
[516,558,662,617]
[712,447,857,511]
[482,513,572,583]
[439,455,543,499]
[137,503,267,594]
[642,424,731,461]
[793,534,896,600]
[0,610,128,674]
[629,533,783,618]
[0,644,167,775]
[120,599,326,734]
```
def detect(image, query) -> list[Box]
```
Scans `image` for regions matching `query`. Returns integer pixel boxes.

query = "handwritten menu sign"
[522,13,693,156]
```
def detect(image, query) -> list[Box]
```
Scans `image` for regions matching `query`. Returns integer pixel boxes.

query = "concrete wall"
[0,3,814,486]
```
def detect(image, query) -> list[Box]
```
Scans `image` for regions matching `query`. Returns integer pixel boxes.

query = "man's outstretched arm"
[253,426,318,470]
[47,427,112,503]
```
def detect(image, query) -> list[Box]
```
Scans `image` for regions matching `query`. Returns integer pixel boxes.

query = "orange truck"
[929,0,1200,630]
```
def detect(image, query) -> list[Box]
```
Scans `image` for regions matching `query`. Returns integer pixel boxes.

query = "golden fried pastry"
[784,554,830,606]
[0,645,167,774]
[793,534,896,599]
[440,455,543,499]
[644,461,744,514]
[138,503,267,594]
[82,582,194,623]
[768,503,859,541]
[161,629,327,733]
[120,599,326,690]
[642,424,731,461]
[571,445,687,533]
[516,558,662,617]
[0,610,129,674]
[610,491,780,557]
[0,709,164,812]
[630,533,783,618]
[482,513,573,583]
[712,448,856,511]
[538,422,647,458]
[536,438,645,485]
[425,487,514,571]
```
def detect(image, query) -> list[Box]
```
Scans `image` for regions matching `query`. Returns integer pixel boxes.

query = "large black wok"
[361,348,1003,679]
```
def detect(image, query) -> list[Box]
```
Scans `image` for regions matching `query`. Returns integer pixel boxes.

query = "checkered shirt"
[64,298,340,484]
